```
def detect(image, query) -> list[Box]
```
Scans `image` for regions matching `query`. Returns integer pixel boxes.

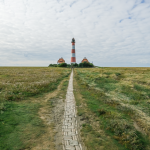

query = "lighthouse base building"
[81,57,89,63]
[57,57,65,64]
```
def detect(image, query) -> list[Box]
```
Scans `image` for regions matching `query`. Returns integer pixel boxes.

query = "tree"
[58,63,67,67]
[48,64,58,67]
[67,64,71,68]
[79,62,94,67]
[72,63,78,67]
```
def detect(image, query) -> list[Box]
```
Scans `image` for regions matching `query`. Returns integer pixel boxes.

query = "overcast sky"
[0,0,150,67]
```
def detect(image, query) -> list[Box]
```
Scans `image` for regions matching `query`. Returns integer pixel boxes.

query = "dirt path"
[62,70,83,150]
[30,79,66,150]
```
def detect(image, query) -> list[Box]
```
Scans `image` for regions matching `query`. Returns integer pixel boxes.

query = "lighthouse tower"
[71,38,76,64]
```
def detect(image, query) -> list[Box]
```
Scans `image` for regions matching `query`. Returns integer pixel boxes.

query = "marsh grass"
[0,67,70,150]
[74,68,150,150]
[74,77,128,150]
[0,102,44,150]
[0,67,70,102]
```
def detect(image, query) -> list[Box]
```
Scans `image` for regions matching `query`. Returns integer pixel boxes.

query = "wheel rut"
[62,70,83,150]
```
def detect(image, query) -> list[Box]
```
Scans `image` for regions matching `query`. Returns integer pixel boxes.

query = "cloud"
[0,0,150,66]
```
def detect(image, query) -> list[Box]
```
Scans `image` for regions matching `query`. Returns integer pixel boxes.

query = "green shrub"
[48,64,58,67]
[58,63,67,67]
[79,62,94,67]
[67,64,71,67]
[72,63,78,67]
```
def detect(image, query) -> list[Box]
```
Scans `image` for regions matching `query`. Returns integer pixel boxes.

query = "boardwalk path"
[62,70,83,150]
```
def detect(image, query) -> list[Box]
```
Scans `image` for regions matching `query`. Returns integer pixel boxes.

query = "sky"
[0,0,150,67]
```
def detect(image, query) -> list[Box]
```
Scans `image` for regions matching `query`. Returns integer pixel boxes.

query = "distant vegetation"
[78,62,94,67]
[74,67,150,150]
[49,62,94,68]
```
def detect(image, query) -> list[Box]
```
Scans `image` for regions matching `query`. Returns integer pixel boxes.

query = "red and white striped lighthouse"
[71,38,76,64]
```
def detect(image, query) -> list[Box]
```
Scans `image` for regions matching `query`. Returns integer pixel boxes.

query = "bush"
[72,63,78,67]
[48,64,58,67]
[67,64,71,68]
[79,62,94,68]
[49,62,94,68]
[58,63,67,67]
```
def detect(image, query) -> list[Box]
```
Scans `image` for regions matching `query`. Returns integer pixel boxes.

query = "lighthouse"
[71,38,76,64]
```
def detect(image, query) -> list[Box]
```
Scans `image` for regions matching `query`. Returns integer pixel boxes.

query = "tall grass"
[0,67,70,150]
[74,67,150,150]
[0,67,70,102]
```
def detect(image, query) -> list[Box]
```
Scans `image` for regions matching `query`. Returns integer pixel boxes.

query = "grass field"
[0,67,70,150]
[1,67,150,150]
[74,67,150,150]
